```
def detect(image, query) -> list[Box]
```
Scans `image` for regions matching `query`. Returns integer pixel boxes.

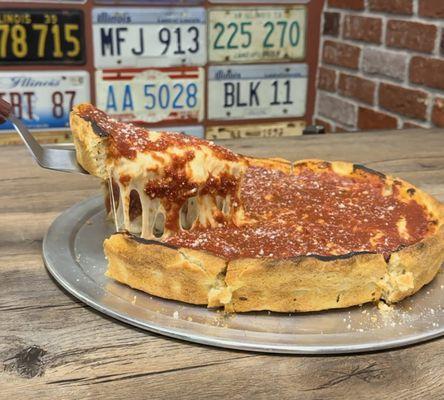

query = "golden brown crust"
[104,233,230,307]
[70,106,108,179]
[225,253,387,312]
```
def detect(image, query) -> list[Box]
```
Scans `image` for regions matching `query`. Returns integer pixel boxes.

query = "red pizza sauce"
[76,104,238,161]
[164,166,432,260]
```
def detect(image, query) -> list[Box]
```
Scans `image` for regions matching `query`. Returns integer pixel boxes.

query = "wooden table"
[1,129,443,400]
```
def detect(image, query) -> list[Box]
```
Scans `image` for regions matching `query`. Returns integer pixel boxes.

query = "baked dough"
[71,104,444,312]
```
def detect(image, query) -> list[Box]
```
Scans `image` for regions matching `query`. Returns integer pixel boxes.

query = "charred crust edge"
[352,164,386,179]
[114,231,179,250]
[91,121,109,138]
[117,232,415,264]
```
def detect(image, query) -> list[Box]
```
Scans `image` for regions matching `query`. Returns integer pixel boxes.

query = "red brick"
[403,122,423,129]
[410,56,444,91]
[322,40,361,70]
[379,83,428,120]
[358,107,398,130]
[419,0,444,18]
[386,20,437,53]
[323,12,340,36]
[318,67,337,92]
[369,0,413,15]
[338,73,375,105]
[315,118,333,133]
[328,0,364,10]
[343,15,382,44]
[432,97,444,127]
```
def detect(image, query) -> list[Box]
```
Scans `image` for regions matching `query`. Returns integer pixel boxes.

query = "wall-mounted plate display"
[208,7,306,63]
[208,63,307,121]
[0,9,85,65]
[0,71,90,131]
[93,7,206,68]
[95,67,204,124]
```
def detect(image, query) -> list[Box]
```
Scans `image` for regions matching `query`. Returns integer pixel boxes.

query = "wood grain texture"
[1,129,443,400]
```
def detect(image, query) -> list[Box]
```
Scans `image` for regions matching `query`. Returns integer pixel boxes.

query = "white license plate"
[95,67,204,124]
[93,7,206,68]
[208,64,307,121]
[0,71,90,131]
[209,7,306,63]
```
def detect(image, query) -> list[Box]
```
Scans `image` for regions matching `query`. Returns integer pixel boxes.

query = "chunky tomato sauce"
[165,166,432,260]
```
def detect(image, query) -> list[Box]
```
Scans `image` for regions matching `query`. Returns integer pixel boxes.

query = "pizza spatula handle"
[0,97,12,124]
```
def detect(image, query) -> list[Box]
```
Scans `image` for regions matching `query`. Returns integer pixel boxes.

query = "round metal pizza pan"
[43,195,444,354]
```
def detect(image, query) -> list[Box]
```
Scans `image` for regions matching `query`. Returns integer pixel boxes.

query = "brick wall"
[313,0,444,133]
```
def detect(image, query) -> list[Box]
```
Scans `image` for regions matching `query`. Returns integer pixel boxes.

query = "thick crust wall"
[104,233,230,307]
[104,225,444,313]
[70,105,108,179]
[224,253,387,312]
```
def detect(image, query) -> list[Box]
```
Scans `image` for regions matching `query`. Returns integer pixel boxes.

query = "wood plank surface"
[0,129,443,400]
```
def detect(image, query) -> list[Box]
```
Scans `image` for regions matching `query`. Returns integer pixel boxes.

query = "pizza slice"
[71,104,444,312]
[71,103,250,239]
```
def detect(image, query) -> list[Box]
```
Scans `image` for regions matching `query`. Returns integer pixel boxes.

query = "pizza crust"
[104,233,230,307]
[103,161,444,313]
[71,104,444,313]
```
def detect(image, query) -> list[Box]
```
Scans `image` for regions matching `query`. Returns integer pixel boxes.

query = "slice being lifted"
[71,103,250,239]
[71,104,444,312]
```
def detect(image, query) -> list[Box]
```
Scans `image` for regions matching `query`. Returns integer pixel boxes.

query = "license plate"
[93,7,206,68]
[153,125,204,138]
[95,67,204,124]
[0,71,90,131]
[208,64,307,121]
[209,7,306,63]
[206,120,305,139]
[0,9,85,64]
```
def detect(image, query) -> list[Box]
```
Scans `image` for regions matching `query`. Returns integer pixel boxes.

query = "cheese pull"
[70,103,250,239]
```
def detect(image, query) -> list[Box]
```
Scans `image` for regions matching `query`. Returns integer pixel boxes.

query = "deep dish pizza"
[70,104,444,312]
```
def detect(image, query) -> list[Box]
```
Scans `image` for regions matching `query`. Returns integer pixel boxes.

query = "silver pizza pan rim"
[42,195,444,354]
